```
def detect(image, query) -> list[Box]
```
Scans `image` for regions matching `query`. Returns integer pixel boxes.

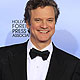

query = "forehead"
[31,6,55,18]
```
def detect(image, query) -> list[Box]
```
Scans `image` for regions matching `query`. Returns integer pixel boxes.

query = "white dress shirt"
[27,40,53,80]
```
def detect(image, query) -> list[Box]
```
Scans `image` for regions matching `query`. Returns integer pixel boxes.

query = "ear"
[26,21,30,29]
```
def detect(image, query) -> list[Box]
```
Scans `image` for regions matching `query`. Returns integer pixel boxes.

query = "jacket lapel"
[46,44,66,80]
[8,42,28,80]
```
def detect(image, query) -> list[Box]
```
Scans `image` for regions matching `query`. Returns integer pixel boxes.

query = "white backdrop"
[0,0,80,58]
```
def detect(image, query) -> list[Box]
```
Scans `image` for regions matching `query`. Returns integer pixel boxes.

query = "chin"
[38,39,50,43]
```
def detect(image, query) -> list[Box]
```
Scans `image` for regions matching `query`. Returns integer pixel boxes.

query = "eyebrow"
[34,18,41,19]
[47,18,55,19]
[34,18,55,19]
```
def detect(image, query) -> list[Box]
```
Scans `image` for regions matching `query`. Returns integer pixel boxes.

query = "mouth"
[38,30,49,34]
[39,30,49,33]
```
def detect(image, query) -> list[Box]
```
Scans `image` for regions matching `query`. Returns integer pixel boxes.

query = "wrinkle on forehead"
[31,6,55,18]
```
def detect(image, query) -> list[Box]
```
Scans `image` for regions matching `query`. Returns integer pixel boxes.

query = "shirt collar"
[27,39,53,62]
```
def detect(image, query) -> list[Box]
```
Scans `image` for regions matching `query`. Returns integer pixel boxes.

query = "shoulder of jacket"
[53,43,80,62]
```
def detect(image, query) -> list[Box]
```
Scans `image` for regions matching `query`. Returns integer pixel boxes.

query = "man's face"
[27,6,55,45]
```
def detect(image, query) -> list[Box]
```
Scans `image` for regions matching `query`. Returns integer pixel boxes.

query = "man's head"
[24,0,60,25]
[24,0,60,48]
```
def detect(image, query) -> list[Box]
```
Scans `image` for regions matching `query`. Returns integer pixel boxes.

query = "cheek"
[50,24,55,30]
[30,23,36,30]
[30,23,40,31]
[30,25,37,33]
[50,25,55,34]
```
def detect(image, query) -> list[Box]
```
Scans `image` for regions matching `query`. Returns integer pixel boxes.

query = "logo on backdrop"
[12,19,29,37]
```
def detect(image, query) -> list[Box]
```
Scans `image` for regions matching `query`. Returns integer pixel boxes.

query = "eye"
[47,19,53,22]
[34,18,41,22]
[47,18,54,22]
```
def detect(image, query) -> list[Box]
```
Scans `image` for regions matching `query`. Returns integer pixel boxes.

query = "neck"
[30,39,51,50]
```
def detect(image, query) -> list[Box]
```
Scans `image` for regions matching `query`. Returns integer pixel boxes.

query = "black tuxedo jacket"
[0,41,80,80]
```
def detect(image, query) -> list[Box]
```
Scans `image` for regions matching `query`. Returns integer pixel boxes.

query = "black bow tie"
[29,48,50,60]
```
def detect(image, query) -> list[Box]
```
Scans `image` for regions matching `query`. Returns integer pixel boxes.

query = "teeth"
[39,31,48,33]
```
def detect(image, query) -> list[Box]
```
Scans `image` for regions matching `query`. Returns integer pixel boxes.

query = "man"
[0,0,80,80]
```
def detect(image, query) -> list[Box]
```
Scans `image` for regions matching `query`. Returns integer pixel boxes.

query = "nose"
[41,20,48,29]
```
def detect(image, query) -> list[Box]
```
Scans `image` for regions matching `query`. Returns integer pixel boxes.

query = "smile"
[39,31,49,33]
